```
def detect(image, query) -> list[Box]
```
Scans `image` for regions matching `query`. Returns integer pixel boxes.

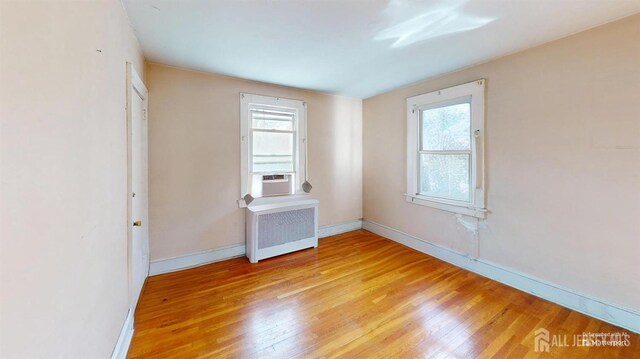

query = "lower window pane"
[252,131,294,173]
[420,154,470,202]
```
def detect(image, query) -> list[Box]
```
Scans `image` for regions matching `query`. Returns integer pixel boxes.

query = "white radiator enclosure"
[246,198,319,263]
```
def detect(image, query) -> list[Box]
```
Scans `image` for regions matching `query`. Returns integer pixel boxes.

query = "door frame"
[126,62,149,313]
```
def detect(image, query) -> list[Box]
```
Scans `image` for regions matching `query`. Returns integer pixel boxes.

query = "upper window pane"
[421,103,471,151]
[251,111,294,131]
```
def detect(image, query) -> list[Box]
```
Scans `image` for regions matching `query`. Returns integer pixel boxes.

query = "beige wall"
[146,63,362,261]
[363,14,640,311]
[0,1,144,357]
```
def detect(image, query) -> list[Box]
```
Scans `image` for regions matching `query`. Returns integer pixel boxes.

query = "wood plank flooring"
[128,230,639,358]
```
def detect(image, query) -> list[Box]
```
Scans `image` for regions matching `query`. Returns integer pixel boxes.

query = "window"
[406,80,486,218]
[240,93,307,205]
[251,107,295,173]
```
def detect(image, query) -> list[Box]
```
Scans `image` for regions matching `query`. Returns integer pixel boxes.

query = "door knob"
[133,220,142,227]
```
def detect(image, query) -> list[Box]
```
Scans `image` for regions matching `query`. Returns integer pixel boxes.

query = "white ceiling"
[123,0,640,98]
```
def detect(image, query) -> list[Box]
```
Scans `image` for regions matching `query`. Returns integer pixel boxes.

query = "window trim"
[240,93,307,205]
[406,79,486,218]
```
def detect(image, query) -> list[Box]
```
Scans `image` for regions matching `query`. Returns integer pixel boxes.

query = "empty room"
[1,0,640,358]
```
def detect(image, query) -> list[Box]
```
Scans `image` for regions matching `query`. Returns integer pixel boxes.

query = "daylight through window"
[406,80,486,218]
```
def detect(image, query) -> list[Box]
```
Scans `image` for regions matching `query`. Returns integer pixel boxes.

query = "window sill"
[405,194,487,219]
[238,194,312,208]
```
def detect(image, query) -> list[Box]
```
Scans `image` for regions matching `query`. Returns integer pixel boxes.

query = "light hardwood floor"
[128,230,639,358]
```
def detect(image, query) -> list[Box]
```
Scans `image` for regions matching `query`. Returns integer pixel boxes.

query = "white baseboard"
[149,244,246,276]
[362,220,640,334]
[318,219,362,238]
[111,309,134,359]
[149,220,363,276]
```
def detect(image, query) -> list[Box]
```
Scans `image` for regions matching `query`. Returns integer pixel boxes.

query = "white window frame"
[240,93,307,203]
[406,79,486,218]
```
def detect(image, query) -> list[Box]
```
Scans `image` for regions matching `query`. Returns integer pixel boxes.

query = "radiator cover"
[246,198,319,263]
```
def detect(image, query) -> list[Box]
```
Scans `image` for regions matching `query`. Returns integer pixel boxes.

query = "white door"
[127,63,149,311]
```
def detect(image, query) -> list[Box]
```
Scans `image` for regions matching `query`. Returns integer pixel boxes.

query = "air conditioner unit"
[246,198,319,263]
[261,174,291,196]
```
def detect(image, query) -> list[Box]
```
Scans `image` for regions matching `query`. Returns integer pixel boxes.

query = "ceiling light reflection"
[375,0,495,48]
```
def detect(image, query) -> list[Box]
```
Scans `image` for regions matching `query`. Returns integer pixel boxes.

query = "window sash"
[251,129,294,134]
[249,106,297,174]
[417,98,473,203]
[417,153,471,203]
[419,150,470,155]
[251,112,295,120]
[251,109,295,131]
[419,97,471,151]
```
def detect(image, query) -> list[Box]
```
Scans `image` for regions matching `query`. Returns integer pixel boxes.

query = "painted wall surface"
[146,63,362,261]
[0,1,144,357]
[363,15,640,311]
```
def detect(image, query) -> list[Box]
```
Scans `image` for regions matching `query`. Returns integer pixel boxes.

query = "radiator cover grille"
[257,208,315,249]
